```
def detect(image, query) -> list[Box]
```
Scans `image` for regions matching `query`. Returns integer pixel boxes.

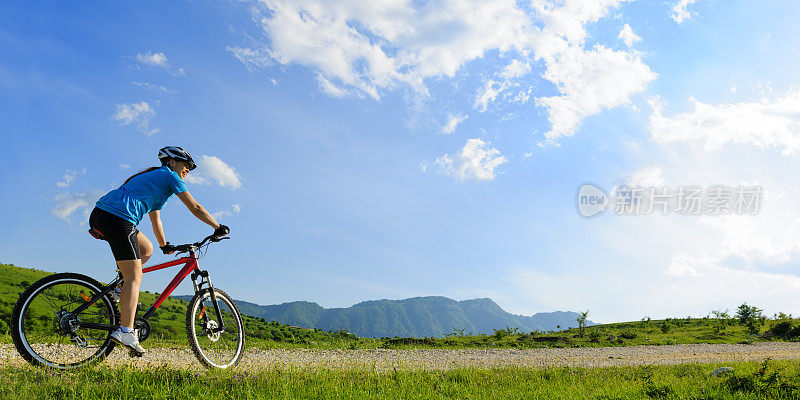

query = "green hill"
[230,296,597,338]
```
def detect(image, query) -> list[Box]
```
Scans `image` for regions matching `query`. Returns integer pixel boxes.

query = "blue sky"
[2,0,800,323]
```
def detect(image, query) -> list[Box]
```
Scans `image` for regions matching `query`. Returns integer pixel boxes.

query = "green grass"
[370,317,795,350]
[1,359,799,399]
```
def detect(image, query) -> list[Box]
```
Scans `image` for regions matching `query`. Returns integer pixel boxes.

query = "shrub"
[492,328,508,340]
[724,358,800,396]
[620,331,638,340]
[765,321,800,339]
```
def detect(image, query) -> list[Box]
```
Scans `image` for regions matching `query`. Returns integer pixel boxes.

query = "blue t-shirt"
[96,166,188,225]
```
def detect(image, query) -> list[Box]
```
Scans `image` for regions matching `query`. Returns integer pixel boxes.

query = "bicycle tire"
[11,272,119,369]
[185,288,245,369]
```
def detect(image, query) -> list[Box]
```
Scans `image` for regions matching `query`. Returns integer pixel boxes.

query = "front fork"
[191,270,226,333]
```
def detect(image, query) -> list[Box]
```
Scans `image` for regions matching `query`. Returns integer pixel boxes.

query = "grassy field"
[1,359,799,399]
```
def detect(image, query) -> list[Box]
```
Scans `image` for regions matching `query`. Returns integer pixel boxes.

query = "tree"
[736,303,763,324]
[576,310,589,337]
[736,303,765,335]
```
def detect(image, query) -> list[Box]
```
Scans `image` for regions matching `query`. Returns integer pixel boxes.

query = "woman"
[88,146,229,354]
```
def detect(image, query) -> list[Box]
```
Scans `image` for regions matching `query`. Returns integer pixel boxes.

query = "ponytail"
[123,166,162,185]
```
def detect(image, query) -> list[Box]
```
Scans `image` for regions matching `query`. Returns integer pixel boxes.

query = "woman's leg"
[137,232,153,265]
[116,259,142,329]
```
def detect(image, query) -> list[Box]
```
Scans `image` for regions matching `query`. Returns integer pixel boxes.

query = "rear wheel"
[185,288,245,369]
[11,273,119,369]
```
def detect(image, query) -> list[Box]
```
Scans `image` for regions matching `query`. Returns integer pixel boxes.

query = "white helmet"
[158,146,196,170]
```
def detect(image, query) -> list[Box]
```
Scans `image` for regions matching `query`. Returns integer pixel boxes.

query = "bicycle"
[10,233,245,370]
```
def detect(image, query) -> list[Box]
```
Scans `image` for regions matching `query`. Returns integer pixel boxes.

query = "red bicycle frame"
[140,256,200,319]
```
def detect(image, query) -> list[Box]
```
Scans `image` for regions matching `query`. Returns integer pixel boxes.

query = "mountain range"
[226,296,595,338]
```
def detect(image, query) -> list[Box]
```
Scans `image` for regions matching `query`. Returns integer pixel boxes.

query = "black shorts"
[89,207,141,261]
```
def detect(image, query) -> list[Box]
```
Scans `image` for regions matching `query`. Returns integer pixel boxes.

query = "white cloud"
[137,51,168,66]
[617,24,641,47]
[315,73,350,98]
[118,163,130,169]
[52,190,103,221]
[441,114,468,134]
[536,44,656,142]
[474,80,505,112]
[134,51,184,76]
[648,90,800,155]
[212,204,242,220]
[664,252,707,277]
[232,0,653,143]
[226,46,273,72]
[474,59,533,112]
[626,166,665,187]
[436,138,507,181]
[671,0,697,24]
[507,251,800,321]
[185,155,242,189]
[56,168,86,188]
[112,101,152,124]
[112,101,159,136]
[500,59,530,80]
[131,81,177,95]
[577,86,800,319]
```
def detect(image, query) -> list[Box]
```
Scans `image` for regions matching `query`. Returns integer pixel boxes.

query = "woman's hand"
[160,243,177,255]
[213,224,230,237]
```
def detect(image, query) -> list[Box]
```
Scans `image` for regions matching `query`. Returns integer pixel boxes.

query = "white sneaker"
[111,329,145,354]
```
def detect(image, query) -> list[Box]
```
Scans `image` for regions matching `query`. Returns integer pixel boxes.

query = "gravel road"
[2,343,799,371]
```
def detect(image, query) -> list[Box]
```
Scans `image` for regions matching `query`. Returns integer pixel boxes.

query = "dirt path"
[3,343,799,371]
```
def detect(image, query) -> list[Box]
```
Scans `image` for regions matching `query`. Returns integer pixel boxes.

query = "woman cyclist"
[88,146,229,354]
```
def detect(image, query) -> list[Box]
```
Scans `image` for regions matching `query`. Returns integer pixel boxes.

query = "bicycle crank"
[134,317,151,343]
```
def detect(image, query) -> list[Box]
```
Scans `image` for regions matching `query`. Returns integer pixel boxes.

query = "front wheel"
[185,288,245,369]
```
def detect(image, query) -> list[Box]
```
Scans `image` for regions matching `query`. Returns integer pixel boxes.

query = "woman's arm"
[148,210,167,247]
[176,191,221,229]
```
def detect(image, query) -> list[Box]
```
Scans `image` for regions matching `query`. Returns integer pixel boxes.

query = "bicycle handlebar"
[173,234,229,255]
